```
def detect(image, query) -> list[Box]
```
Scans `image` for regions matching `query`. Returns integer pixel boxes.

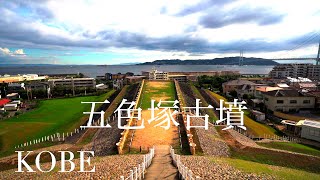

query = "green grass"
[230,146,320,174]
[212,157,320,180]
[0,90,115,157]
[140,81,176,110]
[258,142,320,157]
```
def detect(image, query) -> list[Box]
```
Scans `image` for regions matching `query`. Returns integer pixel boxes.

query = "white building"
[4,104,18,111]
[300,120,320,142]
[146,68,169,80]
[48,78,96,88]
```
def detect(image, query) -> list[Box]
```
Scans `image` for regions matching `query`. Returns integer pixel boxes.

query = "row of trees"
[195,75,239,92]
[12,86,101,100]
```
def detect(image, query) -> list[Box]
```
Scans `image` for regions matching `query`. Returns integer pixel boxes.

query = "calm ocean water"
[0,65,274,77]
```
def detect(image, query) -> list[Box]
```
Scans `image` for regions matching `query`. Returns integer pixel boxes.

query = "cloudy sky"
[0,0,319,64]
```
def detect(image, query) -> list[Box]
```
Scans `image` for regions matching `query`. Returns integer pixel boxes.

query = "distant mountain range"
[138,57,278,65]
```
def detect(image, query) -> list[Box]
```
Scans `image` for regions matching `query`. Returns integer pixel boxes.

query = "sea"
[0,65,274,78]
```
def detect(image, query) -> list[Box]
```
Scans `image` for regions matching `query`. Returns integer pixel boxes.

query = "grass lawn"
[0,90,115,157]
[212,157,320,180]
[258,142,320,157]
[140,81,176,110]
[206,90,278,136]
[230,146,320,174]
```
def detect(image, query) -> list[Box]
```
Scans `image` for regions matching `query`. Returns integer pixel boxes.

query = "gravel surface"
[227,129,260,148]
[0,155,143,180]
[82,119,125,156]
[192,117,230,157]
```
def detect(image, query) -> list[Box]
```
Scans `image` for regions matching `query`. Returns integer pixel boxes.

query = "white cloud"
[14,49,25,55]
[0,47,26,56]
[1,0,320,64]
[0,47,11,55]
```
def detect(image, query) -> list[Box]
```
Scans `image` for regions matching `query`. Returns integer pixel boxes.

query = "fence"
[234,128,300,143]
[14,127,85,149]
[170,146,200,180]
[120,146,155,180]
[13,111,121,149]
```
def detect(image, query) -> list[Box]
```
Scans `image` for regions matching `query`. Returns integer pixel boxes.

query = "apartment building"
[269,63,320,80]
[142,69,169,80]
[142,69,240,82]
[48,78,96,88]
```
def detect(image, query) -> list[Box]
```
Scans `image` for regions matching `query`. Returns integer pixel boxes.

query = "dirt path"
[144,145,179,180]
[130,81,180,151]
[131,110,180,151]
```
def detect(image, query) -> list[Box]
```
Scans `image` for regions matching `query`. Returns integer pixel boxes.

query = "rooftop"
[0,99,10,106]
[262,89,306,97]
[277,83,290,88]
[287,77,312,83]
[48,78,95,81]
[223,79,256,86]
[295,120,320,128]
[256,86,282,92]
[125,76,146,79]
[303,120,320,128]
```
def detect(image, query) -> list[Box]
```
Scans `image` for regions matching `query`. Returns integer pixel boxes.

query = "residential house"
[262,89,315,112]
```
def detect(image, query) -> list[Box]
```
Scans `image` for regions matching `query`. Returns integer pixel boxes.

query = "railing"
[170,146,200,180]
[234,127,300,143]
[14,127,85,149]
[120,146,155,180]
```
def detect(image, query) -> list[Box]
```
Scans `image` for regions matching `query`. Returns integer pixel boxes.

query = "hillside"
[139,57,278,65]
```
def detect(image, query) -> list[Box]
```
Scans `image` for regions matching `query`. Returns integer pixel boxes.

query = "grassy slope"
[77,86,128,145]
[230,146,320,174]
[206,90,277,136]
[258,142,320,157]
[0,90,115,156]
[212,157,320,180]
[189,84,217,122]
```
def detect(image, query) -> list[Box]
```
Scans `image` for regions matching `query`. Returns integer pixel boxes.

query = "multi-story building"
[143,68,169,80]
[142,69,240,81]
[262,89,315,112]
[104,72,134,80]
[0,74,47,83]
[48,78,96,88]
[269,63,320,80]
[168,75,188,82]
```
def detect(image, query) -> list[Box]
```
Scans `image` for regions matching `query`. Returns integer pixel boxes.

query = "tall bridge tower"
[239,50,244,66]
[316,41,320,65]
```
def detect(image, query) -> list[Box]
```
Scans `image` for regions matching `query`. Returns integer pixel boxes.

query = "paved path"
[145,145,179,180]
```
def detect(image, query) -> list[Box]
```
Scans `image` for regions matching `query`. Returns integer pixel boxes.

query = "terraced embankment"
[177,81,229,156]
[0,155,143,179]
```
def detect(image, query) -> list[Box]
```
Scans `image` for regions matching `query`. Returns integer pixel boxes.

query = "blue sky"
[0,0,320,65]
